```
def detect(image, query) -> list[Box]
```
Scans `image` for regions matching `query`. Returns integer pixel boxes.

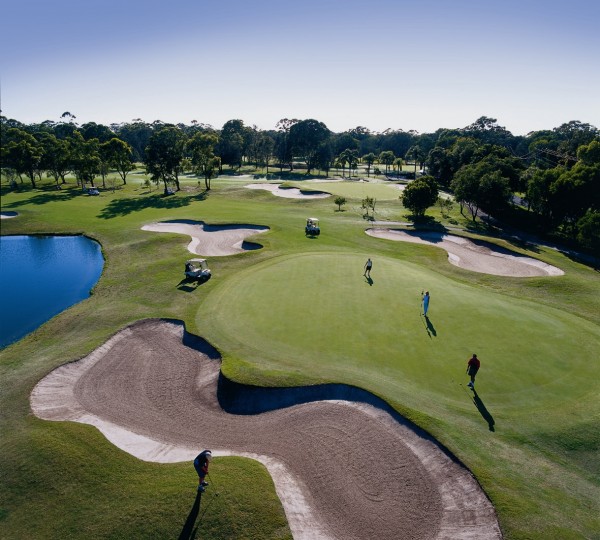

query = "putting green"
[293,181,404,200]
[200,252,600,414]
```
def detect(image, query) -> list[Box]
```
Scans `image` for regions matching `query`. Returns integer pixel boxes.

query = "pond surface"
[0,235,104,349]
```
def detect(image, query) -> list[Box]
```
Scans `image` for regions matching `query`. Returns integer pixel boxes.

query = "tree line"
[1,113,598,251]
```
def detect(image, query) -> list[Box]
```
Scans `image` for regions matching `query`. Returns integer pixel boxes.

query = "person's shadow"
[472,389,496,432]
[178,491,202,540]
[364,275,374,286]
[424,315,436,336]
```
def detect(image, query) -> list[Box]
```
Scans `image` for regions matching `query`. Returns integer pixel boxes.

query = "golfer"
[364,258,373,278]
[194,449,212,492]
[466,354,480,389]
[422,291,430,316]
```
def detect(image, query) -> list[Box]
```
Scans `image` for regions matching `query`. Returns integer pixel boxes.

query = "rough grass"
[1,171,599,539]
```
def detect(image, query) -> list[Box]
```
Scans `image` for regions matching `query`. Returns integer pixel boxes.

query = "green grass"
[1,172,599,539]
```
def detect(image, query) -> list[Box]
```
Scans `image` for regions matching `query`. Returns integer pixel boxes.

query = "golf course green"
[1,172,598,539]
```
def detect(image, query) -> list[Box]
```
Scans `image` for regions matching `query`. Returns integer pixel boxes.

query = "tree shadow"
[178,491,202,540]
[98,191,208,219]
[471,389,496,432]
[2,188,83,208]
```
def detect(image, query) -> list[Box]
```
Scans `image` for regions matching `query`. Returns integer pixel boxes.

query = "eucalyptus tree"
[116,121,153,162]
[70,131,101,189]
[314,140,334,176]
[288,119,331,174]
[274,118,298,171]
[103,138,134,184]
[462,116,515,149]
[451,161,511,221]
[188,132,220,190]
[145,126,186,193]
[37,132,71,186]
[81,122,114,143]
[2,128,43,188]
[218,119,247,171]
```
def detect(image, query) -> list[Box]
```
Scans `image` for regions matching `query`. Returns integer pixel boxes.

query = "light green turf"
[1,172,599,539]
[200,251,599,412]
[290,180,405,200]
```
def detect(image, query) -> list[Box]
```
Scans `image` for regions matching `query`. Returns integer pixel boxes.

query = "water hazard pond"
[0,235,104,349]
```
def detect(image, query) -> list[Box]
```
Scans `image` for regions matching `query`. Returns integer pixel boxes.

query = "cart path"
[141,220,269,256]
[31,319,502,540]
[367,228,563,277]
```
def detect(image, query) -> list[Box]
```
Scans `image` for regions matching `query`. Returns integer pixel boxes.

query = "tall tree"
[145,126,185,194]
[274,118,298,171]
[70,131,101,189]
[362,153,377,177]
[288,119,331,174]
[217,119,247,171]
[103,138,134,184]
[37,132,71,186]
[188,132,221,190]
[2,128,43,188]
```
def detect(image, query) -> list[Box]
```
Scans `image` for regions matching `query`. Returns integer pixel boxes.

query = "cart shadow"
[177,278,200,292]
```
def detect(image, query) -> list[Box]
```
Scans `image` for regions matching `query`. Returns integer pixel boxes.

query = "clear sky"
[1,0,599,135]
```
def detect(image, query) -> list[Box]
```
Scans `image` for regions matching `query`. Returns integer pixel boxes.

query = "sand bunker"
[367,228,563,277]
[246,183,330,199]
[0,211,18,219]
[141,220,269,256]
[31,319,501,540]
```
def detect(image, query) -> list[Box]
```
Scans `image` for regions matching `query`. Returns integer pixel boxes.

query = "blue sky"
[1,0,599,135]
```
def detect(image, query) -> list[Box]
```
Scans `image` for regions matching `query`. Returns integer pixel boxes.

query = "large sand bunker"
[367,228,563,277]
[141,220,269,256]
[0,211,18,219]
[31,319,501,540]
[246,183,330,199]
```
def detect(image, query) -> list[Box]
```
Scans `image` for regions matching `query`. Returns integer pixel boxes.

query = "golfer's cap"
[206,451,212,460]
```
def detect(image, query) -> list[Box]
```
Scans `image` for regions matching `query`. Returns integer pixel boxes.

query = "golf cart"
[184,258,211,283]
[305,217,320,236]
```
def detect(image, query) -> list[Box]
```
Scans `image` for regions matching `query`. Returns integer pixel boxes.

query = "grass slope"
[1,173,599,539]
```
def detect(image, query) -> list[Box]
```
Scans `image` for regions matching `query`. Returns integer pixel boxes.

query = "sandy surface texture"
[366,228,563,277]
[31,320,501,540]
[246,183,330,199]
[0,211,18,219]
[141,220,269,256]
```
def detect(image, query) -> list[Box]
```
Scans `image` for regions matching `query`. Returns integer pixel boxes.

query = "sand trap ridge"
[141,220,269,256]
[367,228,563,277]
[31,319,501,540]
[246,183,330,199]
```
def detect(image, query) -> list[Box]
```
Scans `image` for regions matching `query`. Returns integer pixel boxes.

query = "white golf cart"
[184,258,211,283]
[305,217,320,236]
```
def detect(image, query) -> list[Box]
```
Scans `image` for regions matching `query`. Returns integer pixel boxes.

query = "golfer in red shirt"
[467,354,480,389]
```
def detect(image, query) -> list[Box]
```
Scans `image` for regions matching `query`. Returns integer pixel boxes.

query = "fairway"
[200,252,600,412]
[1,175,599,539]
